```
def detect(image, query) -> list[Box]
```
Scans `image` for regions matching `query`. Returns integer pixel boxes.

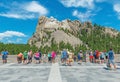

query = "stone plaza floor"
[0,62,120,82]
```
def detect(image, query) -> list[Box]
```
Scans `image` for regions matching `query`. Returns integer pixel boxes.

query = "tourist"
[39,51,42,63]
[17,52,23,63]
[43,54,47,63]
[51,51,56,63]
[93,50,96,63]
[104,50,108,63]
[108,48,117,69]
[68,52,74,66]
[100,52,105,64]
[27,50,33,64]
[48,51,51,63]
[95,50,100,63]
[73,55,77,62]
[34,51,40,64]
[23,51,28,64]
[89,51,93,63]
[77,50,83,64]
[61,49,68,65]
[1,50,9,64]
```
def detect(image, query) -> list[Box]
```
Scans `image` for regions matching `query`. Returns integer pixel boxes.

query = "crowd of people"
[0,48,117,70]
[17,50,57,64]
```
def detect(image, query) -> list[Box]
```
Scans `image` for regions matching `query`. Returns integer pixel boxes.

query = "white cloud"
[114,4,120,12]
[113,4,120,19]
[0,1,48,19]
[60,0,94,9]
[0,13,35,19]
[24,1,48,15]
[60,0,101,21]
[73,10,95,21]
[0,31,26,40]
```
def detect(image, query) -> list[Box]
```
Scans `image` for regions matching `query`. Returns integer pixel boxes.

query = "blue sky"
[0,0,120,44]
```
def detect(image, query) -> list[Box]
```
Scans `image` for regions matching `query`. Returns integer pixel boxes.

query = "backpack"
[62,51,67,58]
[39,52,42,57]
[3,51,8,55]
[108,51,114,59]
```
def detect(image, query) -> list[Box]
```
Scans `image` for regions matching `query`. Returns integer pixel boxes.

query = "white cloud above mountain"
[60,0,94,9]
[73,10,96,21]
[113,4,120,19]
[0,31,26,40]
[60,0,100,21]
[0,1,48,19]
[24,1,48,15]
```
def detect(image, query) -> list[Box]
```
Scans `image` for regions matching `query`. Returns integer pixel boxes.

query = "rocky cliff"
[28,16,119,51]
[28,16,83,48]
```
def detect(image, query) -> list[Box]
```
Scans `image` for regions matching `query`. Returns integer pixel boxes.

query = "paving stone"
[0,62,120,82]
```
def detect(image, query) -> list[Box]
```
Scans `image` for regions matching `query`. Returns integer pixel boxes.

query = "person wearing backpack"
[108,48,117,69]
[1,50,9,64]
[61,49,68,65]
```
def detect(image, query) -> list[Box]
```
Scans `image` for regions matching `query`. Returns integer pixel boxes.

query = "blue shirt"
[62,50,67,58]
[108,50,114,60]
[3,51,8,56]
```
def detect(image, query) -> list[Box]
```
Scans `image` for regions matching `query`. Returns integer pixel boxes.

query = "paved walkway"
[0,62,120,82]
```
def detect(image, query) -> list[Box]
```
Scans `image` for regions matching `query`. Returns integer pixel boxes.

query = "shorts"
[89,56,93,59]
[109,59,115,65]
[95,56,99,59]
[28,56,32,60]
[24,58,27,60]
[17,56,22,60]
[63,57,67,61]
[100,58,104,60]
[69,58,73,62]
[34,56,40,60]
[48,57,51,61]
[78,57,82,61]
[106,56,108,59]
[2,55,7,60]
